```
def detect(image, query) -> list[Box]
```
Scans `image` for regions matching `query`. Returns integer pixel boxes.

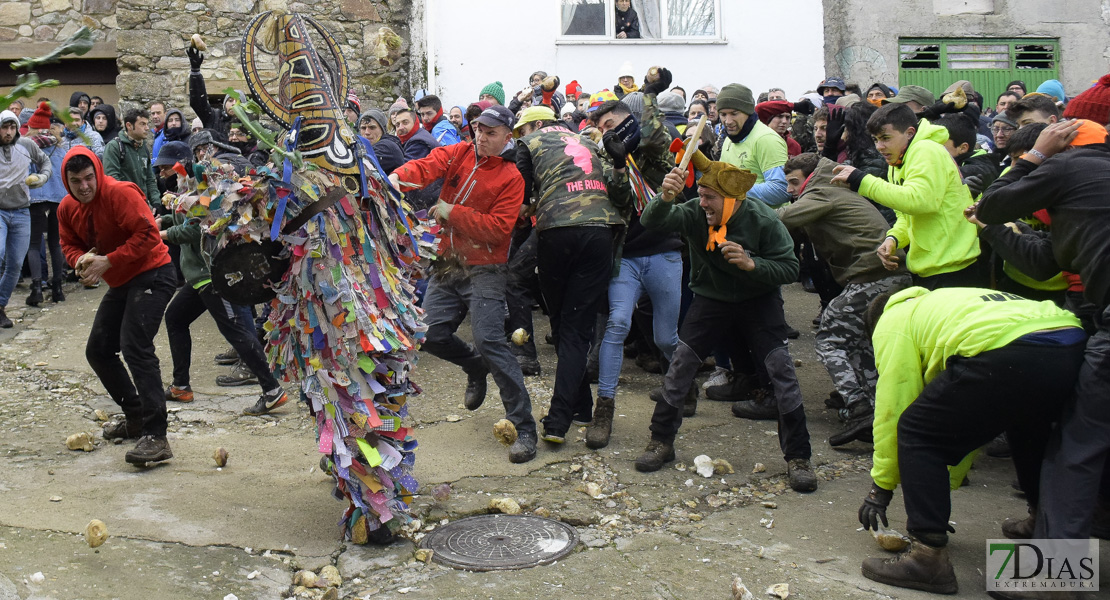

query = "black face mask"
[231,140,254,156]
[164,125,188,141]
[612,113,641,153]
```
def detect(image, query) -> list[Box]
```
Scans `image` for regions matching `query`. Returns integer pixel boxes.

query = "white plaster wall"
[426,0,826,109]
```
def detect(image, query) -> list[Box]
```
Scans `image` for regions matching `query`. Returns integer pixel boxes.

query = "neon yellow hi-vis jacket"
[858,119,980,278]
[870,286,1082,491]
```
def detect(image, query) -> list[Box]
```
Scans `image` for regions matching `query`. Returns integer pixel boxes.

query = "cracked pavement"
[0,282,1105,599]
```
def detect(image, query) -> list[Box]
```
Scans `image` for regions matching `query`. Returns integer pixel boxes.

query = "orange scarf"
[706,197,737,251]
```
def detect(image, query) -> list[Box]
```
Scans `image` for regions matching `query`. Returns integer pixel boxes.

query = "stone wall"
[0,0,116,47]
[115,0,420,117]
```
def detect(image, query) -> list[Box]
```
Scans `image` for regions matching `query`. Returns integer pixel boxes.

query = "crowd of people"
[3,41,1110,597]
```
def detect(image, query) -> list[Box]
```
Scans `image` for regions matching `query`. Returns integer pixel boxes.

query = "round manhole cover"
[419,514,578,571]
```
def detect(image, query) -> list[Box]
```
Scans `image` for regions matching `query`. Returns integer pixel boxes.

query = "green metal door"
[899,38,1059,107]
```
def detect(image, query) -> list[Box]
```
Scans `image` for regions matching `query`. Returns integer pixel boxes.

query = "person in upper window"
[615,0,640,39]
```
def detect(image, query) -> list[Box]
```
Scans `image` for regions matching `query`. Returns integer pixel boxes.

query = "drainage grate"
[419,514,578,571]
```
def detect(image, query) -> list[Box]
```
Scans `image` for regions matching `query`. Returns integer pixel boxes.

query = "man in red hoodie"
[57,146,177,466]
[389,105,537,464]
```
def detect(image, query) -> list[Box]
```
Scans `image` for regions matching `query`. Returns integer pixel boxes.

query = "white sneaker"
[702,367,732,390]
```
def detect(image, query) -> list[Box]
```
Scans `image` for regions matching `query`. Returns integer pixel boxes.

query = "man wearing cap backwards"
[513,105,627,445]
[0,108,52,328]
[716,84,791,208]
[831,103,982,290]
[58,145,177,465]
[103,108,160,212]
[389,105,538,464]
[636,151,818,493]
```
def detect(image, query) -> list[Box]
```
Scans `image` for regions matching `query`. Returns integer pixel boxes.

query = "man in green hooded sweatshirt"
[830,103,981,289]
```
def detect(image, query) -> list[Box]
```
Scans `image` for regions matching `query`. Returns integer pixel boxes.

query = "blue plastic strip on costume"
[357,136,418,249]
[272,117,302,240]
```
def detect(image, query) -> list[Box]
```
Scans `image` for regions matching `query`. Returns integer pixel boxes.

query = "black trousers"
[27,202,65,284]
[912,262,984,290]
[164,283,279,392]
[650,291,811,460]
[898,339,1086,539]
[505,226,539,360]
[86,263,176,437]
[537,225,614,435]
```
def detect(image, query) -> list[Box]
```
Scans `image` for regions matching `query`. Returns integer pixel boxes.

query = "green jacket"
[640,193,798,302]
[871,286,1082,491]
[857,119,980,278]
[161,213,210,288]
[103,133,160,209]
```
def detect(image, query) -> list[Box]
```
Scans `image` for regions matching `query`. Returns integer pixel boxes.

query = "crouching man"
[858,287,1086,595]
[637,151,817,493]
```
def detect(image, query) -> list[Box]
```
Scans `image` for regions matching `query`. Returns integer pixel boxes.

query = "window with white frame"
[560,0,721,41]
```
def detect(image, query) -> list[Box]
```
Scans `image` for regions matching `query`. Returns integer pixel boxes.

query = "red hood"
[61,145,109,204]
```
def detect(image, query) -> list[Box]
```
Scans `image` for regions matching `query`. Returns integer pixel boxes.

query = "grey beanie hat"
[360,108,388,132]
[620,91,645,120]
[657,92,685,113]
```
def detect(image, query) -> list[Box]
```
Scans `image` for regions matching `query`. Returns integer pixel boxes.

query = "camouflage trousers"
[815,273,912,409]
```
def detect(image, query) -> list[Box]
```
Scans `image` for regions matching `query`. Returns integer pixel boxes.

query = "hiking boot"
[985,433,1011,458]
[49,280,65,302]
[1001,512,1035,540]
[731,388,778,420]
[243,388,289,416]
[829,414,874,446]
[862,538,958,594]
[586,396,615,449]
[682,384,698,418]
[634,439,675,472]
[516,354,541,376]
[706,372,753,402]
[164,385,194,403]
[216,361,259,387]
[635,352,663,374]
[25,280,43,307]
[701,366,731,390]
[214,347,239,366]
[508,432,537,463]
[125,435,173,465]
[0,308,12,329]
[102,417,142,440]
[787,458,818,492]
[464,370,487,410]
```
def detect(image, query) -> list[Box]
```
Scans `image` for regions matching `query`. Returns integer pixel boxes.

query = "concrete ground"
[0,281,1105,600]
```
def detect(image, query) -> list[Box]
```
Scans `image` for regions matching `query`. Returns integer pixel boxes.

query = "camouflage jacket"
[516,125,623,232]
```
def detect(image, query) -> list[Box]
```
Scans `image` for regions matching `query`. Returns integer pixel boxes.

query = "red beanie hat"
[1063,74,1110,126]
[566,79,582,99]
[754,100,793,125]
[26,102,52,130]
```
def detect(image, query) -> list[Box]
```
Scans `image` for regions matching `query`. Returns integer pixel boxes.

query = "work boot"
[634,438,675,472]
[985,433,1012,458]
[731,387,778,420]
[862,538,958,594]
[49,280,65,302]
[216,361,258,386]
[705,371,753,402]
[213,346,239,366]
[1001,511,1035,540]
[243,387,289,416]
[25,280,43,307]
[508,431,537,463]
[164,385,194,403]
[830,404,875,447]
[838,400,873,423]
[102,417,143,440]
[586,396,615,449]
[787,458,818,492]
[0,307,12,329]
[464,370,487,410]
[682,384,698,418]
[125,435,173,465]
[516,354,541,376]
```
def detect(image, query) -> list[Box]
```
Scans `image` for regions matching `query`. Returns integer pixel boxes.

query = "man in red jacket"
[57,146,177,466]
[389,105,537,464]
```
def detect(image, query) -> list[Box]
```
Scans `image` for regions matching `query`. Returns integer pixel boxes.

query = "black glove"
[963,174,985,197]
[602,130,628,169]
[858,483,894,531]
[822,107,845,160]
[793,98,816,116]
[187,46,204,71]
[917,100,958,122]
[642,67,673,96]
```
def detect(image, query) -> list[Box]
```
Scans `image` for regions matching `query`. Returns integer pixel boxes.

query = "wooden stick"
[678,115,707,172]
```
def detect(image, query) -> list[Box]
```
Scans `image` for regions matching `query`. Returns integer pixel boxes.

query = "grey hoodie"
[0,110,52,210]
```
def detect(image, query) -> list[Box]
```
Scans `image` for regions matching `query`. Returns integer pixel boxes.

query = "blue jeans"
[598,250,682,399]
[0,208,31,307]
